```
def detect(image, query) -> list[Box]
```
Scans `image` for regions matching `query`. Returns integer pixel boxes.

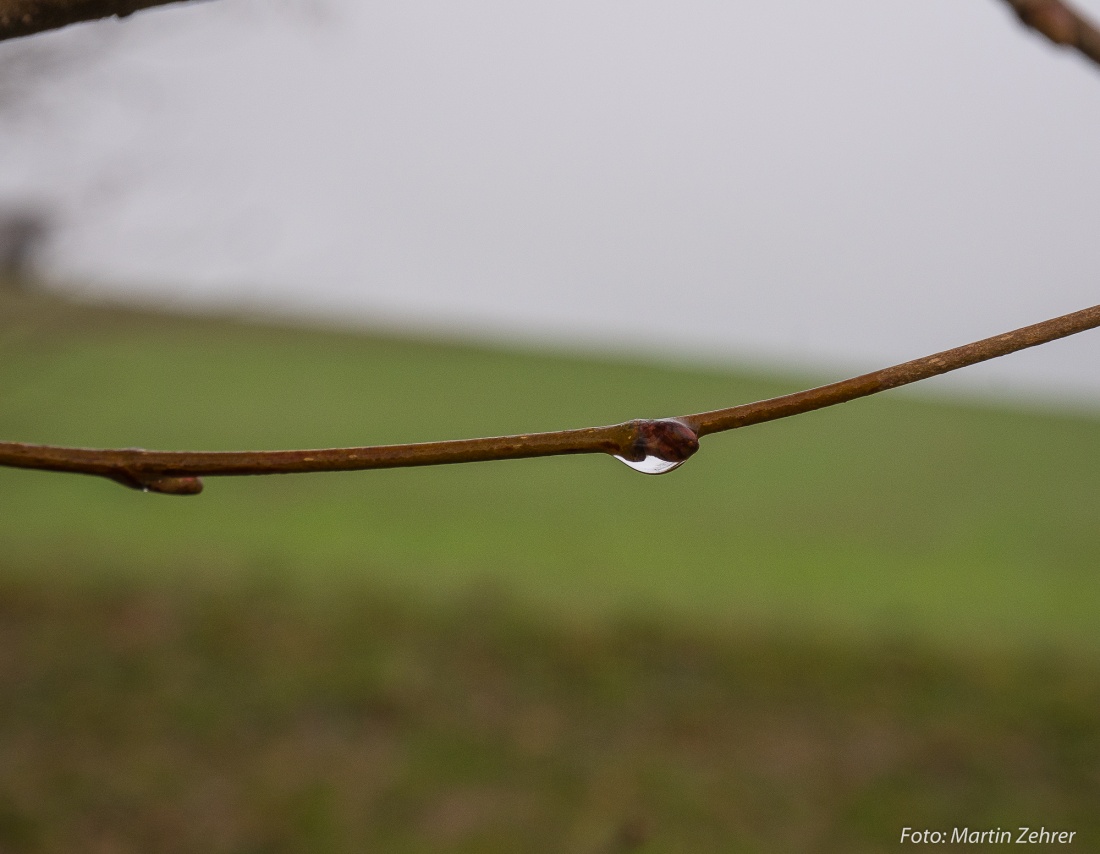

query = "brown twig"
[999,0,1100,66]
[0,0,199,42]
[684,304,1100,436]
[2,304,1098,495]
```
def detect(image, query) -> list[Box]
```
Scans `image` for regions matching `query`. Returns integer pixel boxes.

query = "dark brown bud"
[110,470,205,495]
[627,418,700,463]
[142,476,205,496]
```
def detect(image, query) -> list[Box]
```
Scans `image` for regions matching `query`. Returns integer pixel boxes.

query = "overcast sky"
[2,0,1100,402]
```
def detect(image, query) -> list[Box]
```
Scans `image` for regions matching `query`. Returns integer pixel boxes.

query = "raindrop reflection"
[613,455,686,475]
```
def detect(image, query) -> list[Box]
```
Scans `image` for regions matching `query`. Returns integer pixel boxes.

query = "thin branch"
[2,304,1098,495]
[0,0,200,42]
[685,304,1100,436]
[998,0,1100,66]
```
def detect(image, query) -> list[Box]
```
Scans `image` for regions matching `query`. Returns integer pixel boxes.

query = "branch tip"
[1000,0,1100,65]
[1012,0,1079,44]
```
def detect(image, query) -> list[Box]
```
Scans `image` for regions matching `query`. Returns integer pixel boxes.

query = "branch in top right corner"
[999,0,1100,67]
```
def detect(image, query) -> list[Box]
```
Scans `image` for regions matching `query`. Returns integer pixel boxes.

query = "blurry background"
[1,1,1099,851]
[3,0,1100,397]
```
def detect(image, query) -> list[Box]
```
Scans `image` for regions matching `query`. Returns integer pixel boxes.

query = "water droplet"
[614,455,686,475]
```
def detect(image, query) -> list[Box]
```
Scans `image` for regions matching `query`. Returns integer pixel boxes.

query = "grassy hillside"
[1,581,1097,854]
[2,288,1099,652]
[3,288,1099,852]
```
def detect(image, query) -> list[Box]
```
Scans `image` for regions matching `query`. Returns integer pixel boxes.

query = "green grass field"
[1,287,1098,852]
[2,581,1097,853]
[2,288,1098,651]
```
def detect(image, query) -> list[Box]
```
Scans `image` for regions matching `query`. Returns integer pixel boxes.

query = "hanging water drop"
[614,454,686,475]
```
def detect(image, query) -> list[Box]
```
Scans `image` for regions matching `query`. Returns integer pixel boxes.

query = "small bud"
[629,419,699,463]
[141,476,204,495]
[111,470,204,495]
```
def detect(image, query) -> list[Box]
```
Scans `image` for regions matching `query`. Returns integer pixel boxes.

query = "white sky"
[2,0,1100,403]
